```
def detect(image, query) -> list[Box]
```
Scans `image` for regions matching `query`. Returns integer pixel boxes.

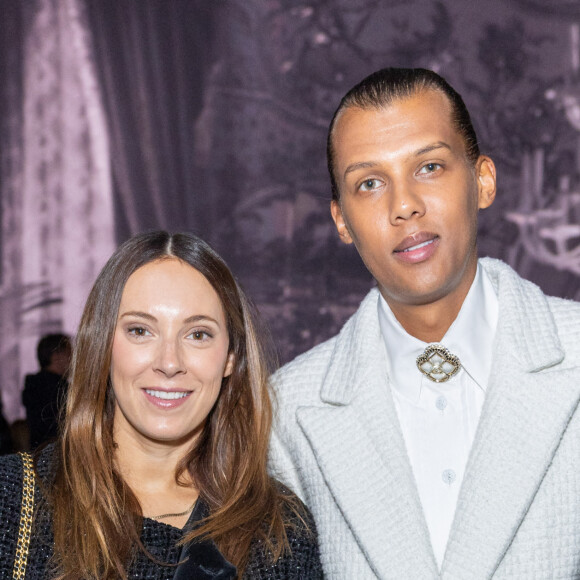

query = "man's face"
[330,90,496,310]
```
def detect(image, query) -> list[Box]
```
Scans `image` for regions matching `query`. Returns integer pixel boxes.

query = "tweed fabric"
[0,446,323,579]
[269,257,580,579]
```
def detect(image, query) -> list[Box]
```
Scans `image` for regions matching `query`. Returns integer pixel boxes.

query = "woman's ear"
[476,155,497,210]
[223,353,235,378]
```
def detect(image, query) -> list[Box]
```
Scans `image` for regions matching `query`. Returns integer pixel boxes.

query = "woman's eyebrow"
[119,311,156,321]
[119,312,220,325]
[183,314,219,325]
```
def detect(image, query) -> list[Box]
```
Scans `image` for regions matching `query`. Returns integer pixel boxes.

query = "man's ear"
[476,155,496,210]
[330,200,354,244]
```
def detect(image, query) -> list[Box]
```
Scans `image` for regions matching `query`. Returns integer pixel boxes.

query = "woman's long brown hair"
[49,232,301,579]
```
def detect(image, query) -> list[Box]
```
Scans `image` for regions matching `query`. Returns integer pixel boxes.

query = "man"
[269,68,580,579]
[23,333,72,449]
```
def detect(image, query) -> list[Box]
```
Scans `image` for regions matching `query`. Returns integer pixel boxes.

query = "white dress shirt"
[378,266,499,568]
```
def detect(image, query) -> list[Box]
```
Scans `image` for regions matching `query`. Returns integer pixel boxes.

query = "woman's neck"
[114,422,199,529]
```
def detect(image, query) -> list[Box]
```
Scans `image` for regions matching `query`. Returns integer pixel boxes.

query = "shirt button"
[435,395,447,411]
[442,469,456,485]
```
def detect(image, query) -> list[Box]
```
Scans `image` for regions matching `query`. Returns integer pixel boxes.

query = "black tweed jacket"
[0,446,323,579]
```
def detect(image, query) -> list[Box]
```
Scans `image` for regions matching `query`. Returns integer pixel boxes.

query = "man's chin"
[377,275,466,309]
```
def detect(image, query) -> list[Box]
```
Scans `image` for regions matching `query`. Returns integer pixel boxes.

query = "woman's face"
[110,258,233,449]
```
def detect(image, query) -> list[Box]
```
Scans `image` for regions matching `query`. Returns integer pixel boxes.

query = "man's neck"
[389,302,458,343]
[383,268,477,343]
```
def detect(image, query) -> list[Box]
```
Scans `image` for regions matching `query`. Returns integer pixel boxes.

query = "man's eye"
[359,178,380,191]
[418,162,441,174]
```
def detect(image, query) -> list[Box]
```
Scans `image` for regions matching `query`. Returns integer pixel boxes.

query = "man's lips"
[393,232,439,253]
[393,232,439,264]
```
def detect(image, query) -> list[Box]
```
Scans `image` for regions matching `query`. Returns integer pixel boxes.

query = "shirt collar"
[378,265,499,402]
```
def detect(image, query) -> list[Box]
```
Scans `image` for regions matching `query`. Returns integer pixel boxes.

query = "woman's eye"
[128,327,150,337]
[189,330,210,341]
[418,162,442,174]
[359,178,380,192]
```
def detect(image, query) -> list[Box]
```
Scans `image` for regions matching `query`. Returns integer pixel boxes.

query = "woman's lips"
[143,388,192,409]
[393,234,439,263]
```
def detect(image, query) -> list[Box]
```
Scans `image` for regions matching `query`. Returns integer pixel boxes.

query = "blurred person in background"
[0,397,13,455]
[22,333,72,449]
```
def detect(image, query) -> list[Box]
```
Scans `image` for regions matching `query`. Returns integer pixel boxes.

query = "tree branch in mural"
[447,16,579,295]
[198,0,580,364]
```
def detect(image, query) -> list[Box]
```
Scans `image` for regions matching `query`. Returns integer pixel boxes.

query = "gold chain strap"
[12,452,35,579]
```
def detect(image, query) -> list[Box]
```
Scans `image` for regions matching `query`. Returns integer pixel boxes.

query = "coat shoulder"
[271,335,337,399]
[546,294,580,358]
[271,287,381,411]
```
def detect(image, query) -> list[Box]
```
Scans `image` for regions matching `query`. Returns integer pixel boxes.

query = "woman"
[0,232,322,579]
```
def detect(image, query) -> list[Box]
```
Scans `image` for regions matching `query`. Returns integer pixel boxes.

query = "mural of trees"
[0,0,579,419]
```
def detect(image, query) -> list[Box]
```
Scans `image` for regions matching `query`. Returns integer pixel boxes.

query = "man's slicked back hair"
[327,67,480,200]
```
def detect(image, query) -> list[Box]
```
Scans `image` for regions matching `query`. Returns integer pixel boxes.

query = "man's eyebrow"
[414,141,451,157]
[343,161,380,179]
[342,142,453,180]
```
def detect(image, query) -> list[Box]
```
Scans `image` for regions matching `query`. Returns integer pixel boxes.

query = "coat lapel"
[442,260,580,579]
[297,291,438,579]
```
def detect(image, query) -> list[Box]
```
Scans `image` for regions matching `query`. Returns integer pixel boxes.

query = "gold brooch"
[416,344,461,383]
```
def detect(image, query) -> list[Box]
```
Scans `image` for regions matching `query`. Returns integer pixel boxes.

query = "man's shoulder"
[270,330,340,413]
[480,257,580,354]
[480,257,579,307]
[271,288,381,404]
[273,334,337,384]
[544,293,580,354]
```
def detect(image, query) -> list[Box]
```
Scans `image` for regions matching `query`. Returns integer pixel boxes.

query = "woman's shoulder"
[0,452,30,576]
[244,481,324,579]
[0,444,57,523]
[0,444,56,520]
[33,442,58,480]
[0,450,27,490]
[275,481,315,529]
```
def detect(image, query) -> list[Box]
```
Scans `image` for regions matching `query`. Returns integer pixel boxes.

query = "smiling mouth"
[393,232,439,253]
[399,239,436,253]
[145,389,190,400]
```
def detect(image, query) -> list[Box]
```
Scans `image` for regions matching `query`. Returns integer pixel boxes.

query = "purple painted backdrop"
[0,0,579,420]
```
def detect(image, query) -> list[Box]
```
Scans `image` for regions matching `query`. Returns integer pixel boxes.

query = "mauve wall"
[0,0,579,421]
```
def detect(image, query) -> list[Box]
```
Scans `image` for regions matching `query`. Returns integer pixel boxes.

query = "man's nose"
[388,178,426,225]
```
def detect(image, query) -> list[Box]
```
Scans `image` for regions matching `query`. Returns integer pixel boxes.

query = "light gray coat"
[269,258,580,579]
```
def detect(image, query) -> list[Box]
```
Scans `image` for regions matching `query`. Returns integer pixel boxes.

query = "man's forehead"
[332,92,463,163]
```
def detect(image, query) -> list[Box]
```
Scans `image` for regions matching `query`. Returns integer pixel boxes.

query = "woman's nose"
[154,339,186,377]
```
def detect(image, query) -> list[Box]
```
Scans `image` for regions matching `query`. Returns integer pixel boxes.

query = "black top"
[0,446,323,579]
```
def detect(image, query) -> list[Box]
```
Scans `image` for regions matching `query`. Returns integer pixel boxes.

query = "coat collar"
[320,258,566,405]
[319,286,384,405]
[302,288,439,578]
[479,257,565,371]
